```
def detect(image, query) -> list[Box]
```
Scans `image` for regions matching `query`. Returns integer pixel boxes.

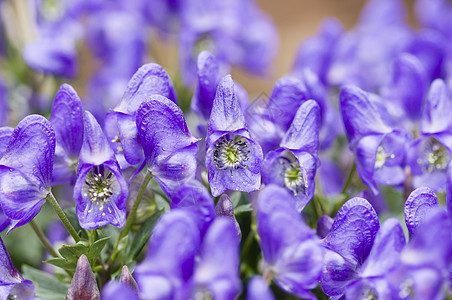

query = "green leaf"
[87,236,110,266]
[22,265,69,300]
[127,211,163,260]
[234,203,253,214]
[44,258,75,270]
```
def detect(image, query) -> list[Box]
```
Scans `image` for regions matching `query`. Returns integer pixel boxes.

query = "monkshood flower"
[257,185,323,299]
[177,0,278,85]
[328,0,412,91]
[380,53,427,126]
[262,100,320,211]
[170,180,215,238]
[291,17,344,85]
[386,208,452,299]
[134,210,240,299]
[73,111,128,230]
[50,84,83,185]
[404,187,439,238]
[205,75,263,197]
[136,96,199,197]
[22,30,78,78]
[0,115,55,233]
[406,79,452,191]
[0,237,35,299]
[246,276,276,300]
[321,197,395,299]
[105,63,177,166]
[340,85,410,194]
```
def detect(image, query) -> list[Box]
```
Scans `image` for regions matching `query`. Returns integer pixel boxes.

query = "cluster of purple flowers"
[0,0,450,299]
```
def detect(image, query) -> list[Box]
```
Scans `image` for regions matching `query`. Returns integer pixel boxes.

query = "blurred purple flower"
[257,185,323,299]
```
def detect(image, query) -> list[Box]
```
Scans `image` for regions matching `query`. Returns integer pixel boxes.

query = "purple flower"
[386,207,452,299]
[170,180,215,238]
[135,210,240,299]
[191,51,223,123]
[101,281,139,300]
[73,111,128,230]
[105,63,177,166]
[50,84,84,185]
[262,100,320,211]
[205,75,263,197]
[215,194,241,239]
[404,187,439,238]
[257,185,323,299]
[136,95,199,197]
[0,237,35,299]
[321,197,388,298]
[246,276,276,300]
[0,127,13,232]
[340,85,410,193]
[291,17,344,85]
[406,79,452,191]
[0,115,55,233]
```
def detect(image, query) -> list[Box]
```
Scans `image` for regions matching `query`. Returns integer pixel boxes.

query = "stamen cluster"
[213,135,250,171]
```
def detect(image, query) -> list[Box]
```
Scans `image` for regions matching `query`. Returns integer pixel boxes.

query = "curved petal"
[0,127,13,159]
[280,100,320,158]
[354,134,384,194]
[135,210,200,298]
[115,63,177,115]
[339,85,391,147]
[361,218,406,277]
[404,187,439,237]
[421,79,452,135]
[266,76,308,131]
[193,219,241,300]
[79,111,115,167]
[170,180,215,238]
[246,276,276,300]
[323,197,379,267]
[208,75,246,133]
[0,114,55,188]
[191,51,222,121]
[101,281,139,300]
[50,83,84,158]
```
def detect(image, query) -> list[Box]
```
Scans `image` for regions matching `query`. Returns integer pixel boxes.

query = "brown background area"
[230,0,417,97]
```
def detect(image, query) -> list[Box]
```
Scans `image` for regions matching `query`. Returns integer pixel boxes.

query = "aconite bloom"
[257,185,323,299]
[136,95,199,197]
[0,115,55,233]
[105,63,177,166]
[74,111,128,230]
[262,100,320,211]
[0,237,35,299]
[50,84,84,185]
[205,75,263,197]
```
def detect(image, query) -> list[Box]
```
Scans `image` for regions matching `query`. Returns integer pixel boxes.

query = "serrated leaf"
[87,236,110,266]
[22,265,69,300]
[127,211,163,260]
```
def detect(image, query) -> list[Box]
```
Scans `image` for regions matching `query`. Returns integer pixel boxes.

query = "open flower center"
[279,152,307,196]
[193,287,213,300]
[417,137,451,172]
[398,278,414,299]
[362,289,378,300]
[374,145,395,169]
[83,166,114,212]
[214,135,250,173]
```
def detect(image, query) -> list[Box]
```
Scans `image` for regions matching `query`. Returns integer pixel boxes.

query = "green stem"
[47,192,80,242]
[341,161,356,195]
[29,220,59,258]
[109,171,153,265]
[240,231,255,262]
